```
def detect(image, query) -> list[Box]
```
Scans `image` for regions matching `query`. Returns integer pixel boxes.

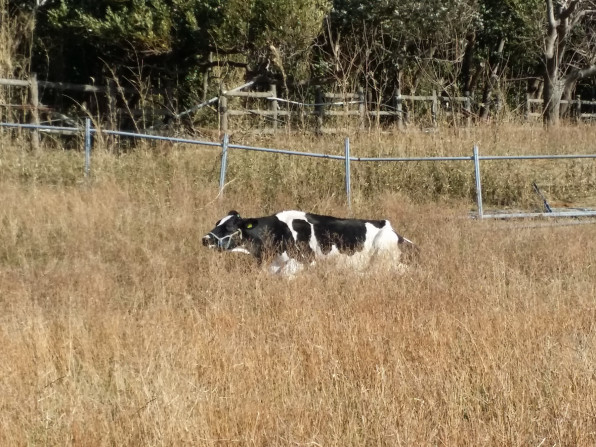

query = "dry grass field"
[1,125,596,445]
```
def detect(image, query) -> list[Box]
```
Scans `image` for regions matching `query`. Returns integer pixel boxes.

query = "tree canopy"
[2,0,595,125]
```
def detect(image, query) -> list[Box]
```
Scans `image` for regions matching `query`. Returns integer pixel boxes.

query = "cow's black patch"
[305,213,376,254]
[240,216,294,261]
[292,219,311,244]
[291,219,315,260]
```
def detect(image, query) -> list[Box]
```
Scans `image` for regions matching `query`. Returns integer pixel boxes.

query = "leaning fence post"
[473,145,483,218]
[219,133,229,197]
[29,72,40,150]
[219,93,228,134]
[84,118,92,177]
[345,137,351,210]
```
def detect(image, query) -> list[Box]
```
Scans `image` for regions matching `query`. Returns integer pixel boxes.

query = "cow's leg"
[267,251,304,277]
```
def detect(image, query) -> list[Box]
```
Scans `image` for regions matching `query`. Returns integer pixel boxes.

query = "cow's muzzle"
[202,230,242,251]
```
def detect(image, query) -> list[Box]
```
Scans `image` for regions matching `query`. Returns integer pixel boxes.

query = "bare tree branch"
[545,0,559,57]
[546,0,558,27]
[566,63,596,84]
[559,0,581,21]
[571,9,596,27]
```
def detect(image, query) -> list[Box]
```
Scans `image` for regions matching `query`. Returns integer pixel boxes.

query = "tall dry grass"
[1,127,596,445]
[2,124,595,210]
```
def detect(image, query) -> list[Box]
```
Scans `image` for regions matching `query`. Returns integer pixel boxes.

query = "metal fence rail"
[2,119,596,220]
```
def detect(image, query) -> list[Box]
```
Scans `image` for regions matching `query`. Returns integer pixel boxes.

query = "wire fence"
[2,119,596,220]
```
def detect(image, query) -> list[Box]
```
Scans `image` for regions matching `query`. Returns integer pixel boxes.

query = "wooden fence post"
[219,93,228,134]
[431,89,438,126]
[29,73,40,150]
[368,89,377,129]
[106,79,118,129]
[464,91,472,127]
[315,86,324,134]
[270,83,278,132]
[524,93,530,121]
[575,95,582,122]
[395,88,404,130]
[358,86,366,130]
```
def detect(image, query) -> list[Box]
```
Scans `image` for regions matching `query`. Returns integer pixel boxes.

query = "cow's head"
[203,211,283,259]
[202,210,248,252]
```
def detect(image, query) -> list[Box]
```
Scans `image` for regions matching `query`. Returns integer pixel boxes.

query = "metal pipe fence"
[2,120,596,220]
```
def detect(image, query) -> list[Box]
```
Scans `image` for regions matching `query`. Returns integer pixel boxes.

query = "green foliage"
[476,0,543,66]
[214,0,330,50]
[213,0,331,82]
[3,0,595,127]
[45,0,223,57]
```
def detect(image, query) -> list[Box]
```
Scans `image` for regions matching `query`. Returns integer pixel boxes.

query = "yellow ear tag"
[246,223,253,229]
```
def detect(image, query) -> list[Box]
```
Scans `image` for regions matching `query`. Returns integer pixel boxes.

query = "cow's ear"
[243,219,258,230]
[228,210,240,218]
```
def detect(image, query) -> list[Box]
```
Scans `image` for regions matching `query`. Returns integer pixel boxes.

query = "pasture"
[1,125,596,445]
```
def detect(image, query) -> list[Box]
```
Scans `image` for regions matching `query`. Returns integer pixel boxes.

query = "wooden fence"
[525,93,596,121]
[0,74,168,148]
[219,85,474,133]
[3,74,596,141]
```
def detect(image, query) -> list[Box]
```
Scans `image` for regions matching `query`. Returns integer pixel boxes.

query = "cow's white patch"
[275,210,308,240]
[216,214,234,227]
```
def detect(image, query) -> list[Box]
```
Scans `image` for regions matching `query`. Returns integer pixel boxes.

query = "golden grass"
[1,126,596,445]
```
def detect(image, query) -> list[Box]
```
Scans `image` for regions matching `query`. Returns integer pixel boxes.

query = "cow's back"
[304,213,389,254]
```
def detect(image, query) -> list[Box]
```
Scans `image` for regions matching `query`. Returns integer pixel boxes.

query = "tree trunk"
[559,78,577,117]
[543,61,596,126]
[479,38,505,121]
[542,46,563,127]
[543,74,563,127]
[460,31,476,94]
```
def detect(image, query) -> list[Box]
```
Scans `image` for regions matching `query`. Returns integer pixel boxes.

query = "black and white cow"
[203,210,416,276]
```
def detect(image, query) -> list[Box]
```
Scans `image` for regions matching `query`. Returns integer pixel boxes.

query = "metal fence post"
[473,145,483,218]
[219,133,229,197]
[84,118,92,177]
[345,137,351,210]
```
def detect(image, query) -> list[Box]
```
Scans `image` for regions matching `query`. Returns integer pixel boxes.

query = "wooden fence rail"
[0,75,170,141]
[219,85,475,133]
[3,75,596,138]
[525,93,596,121]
